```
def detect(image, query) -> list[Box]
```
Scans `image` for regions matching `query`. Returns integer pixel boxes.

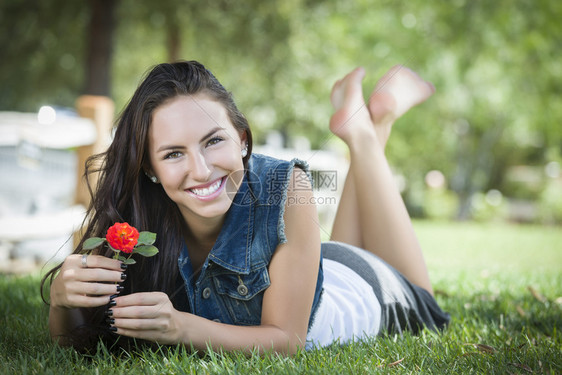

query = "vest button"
[237,284,248,296]
[202,287,211,299]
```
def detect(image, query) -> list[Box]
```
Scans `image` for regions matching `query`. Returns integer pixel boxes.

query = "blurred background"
[0,0,560,272]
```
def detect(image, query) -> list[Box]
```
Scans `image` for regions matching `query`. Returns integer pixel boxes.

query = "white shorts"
[306,259,382,349]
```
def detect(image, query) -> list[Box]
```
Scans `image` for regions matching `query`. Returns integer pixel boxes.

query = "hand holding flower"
[82,222,159,264]
[77,222,160,333]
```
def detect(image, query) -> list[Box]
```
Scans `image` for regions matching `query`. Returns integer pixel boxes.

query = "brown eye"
[164,151,182,159]
[206,136,224,147]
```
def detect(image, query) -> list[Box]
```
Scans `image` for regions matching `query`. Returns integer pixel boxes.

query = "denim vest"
[177,153,324,329]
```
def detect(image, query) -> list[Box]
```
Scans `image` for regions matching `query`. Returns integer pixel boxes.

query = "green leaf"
[83,237,105,250]
[117,255,127,262]
[133,245,159,257]
[107,244,120,253]
[123,258,136,265]
[137,231,156,245]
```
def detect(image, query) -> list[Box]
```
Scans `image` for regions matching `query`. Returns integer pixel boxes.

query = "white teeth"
[190,179,222,196]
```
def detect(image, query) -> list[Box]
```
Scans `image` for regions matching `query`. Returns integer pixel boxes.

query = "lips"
[186,177,226,200]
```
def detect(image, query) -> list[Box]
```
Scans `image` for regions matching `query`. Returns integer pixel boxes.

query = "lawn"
[1,221,560,374]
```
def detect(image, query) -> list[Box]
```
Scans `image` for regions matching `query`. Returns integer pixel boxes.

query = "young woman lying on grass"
[42,60,449,355]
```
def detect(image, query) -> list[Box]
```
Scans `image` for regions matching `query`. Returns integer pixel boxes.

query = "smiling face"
[148,94,247,226]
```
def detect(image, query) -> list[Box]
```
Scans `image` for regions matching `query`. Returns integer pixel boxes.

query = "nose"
[189,151,212,181]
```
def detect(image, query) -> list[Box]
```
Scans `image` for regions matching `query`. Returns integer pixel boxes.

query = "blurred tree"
[278,0,562,219]
[421,0,562,219]
[0,0,87,111]
[1,0,560,220]
[84,0,118,96]
[112,0,301,146]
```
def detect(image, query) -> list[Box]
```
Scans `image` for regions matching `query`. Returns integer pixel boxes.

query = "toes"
[345,67,366,91]
[331,67,367,110]
[424,80,436,94]
[349,66,365,80]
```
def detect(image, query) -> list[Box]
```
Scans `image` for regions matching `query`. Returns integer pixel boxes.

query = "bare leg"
[330,166,363,248]
[328,66,435,294]
[367,65,436,149]
[331,66,435,246]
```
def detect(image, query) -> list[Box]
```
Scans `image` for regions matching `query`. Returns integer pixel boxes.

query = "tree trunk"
[452,124,505,220]
[84,0,117,96]
[167,22,181,62]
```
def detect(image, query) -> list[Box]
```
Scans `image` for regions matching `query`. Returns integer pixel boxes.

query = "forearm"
[46,254,124,345]
[48,305,86,346]
[176,313,303,355]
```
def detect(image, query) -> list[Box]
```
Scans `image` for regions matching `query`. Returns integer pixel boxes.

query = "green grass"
[1,221,560,374]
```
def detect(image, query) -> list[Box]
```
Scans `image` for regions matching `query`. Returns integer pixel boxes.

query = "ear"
[239,130,248,147]
[144,169,160,184]
[240,130,248,148]
[142,162,159,182]
[142,162,154,177]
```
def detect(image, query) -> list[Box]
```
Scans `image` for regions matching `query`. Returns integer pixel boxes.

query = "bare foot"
[329,67,376,145]
[367,65,435,148]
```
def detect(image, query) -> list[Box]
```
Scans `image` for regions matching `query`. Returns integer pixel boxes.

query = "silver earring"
[145,171,159,184]
[241,148,248,158]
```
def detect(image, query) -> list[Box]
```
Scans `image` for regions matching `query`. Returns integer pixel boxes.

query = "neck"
[182,213,225,250]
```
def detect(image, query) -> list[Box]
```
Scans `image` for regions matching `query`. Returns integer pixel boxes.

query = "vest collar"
[207,171,255,274]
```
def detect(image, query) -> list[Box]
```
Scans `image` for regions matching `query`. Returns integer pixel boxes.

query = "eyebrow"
[156,126,224,153]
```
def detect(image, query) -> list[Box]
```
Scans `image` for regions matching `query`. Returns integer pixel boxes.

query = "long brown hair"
[41,61,253,351]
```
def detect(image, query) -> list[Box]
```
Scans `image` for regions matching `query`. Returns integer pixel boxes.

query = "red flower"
[105,222,139,253]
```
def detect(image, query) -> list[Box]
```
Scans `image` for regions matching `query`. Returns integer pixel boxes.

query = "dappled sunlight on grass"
[1,221,560,374]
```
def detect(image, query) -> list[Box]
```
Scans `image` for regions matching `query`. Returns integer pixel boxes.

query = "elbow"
[276,340,306,357]
[268,328,308,356]
[285,344,304,357]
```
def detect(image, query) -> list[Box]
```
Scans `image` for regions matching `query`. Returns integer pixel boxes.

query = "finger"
[114,318,166,332]
[110,327,164,343]
[64,267,124,283]
[111,305,159,319]
[67,293,113,308]
[112,292,166,307]
[68,280,122,297]
[78,254,123,271]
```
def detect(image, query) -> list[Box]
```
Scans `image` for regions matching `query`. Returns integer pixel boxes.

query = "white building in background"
[0,110,96,271]
[0,117,347,272]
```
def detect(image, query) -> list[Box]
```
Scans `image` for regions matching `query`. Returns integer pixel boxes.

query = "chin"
[185,196,234,220]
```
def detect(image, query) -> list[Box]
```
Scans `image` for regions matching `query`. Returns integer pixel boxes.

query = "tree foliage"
[0,0,87,110]
[1,0,560,219]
